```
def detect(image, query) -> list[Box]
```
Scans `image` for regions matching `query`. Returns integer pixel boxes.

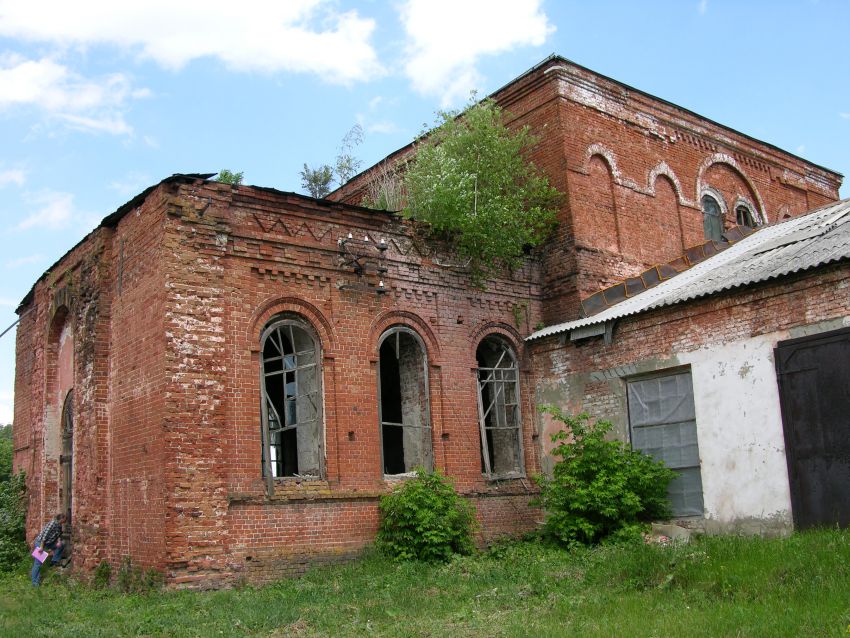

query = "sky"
[0,0,848,425]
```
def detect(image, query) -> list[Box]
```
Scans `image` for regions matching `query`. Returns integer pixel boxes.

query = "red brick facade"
[15,178,544,587]
[14,56,842,586]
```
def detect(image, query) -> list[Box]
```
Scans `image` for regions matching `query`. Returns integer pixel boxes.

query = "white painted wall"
[680,334,792,528]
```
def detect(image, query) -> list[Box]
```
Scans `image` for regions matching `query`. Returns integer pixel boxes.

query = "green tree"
[334,123,364,184]
[402,97,560,283]
[215,169,244,185]
[0,424,11,482]
[300,125,364,199]
[535,407,674,546]
[300,164,334,198]
[0,424,26,572]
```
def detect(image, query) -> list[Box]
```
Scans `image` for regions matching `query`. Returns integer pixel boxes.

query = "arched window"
[378,327,432,476]
[735,202,757,228]
[260,316,323,478]
[60,389,74,536]
[701,193,724,242]
[476,336,524,477]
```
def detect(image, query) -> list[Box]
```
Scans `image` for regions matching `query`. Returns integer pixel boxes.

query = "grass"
[1,529,849,637]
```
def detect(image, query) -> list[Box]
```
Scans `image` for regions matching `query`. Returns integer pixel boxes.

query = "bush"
[0,471,28,572]
[116,556,164,593]
[92,560,112,589]
[535,407,674,546]
[377,469,477,562]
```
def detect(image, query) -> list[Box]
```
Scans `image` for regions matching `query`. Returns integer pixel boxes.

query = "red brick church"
[14,56,847,587]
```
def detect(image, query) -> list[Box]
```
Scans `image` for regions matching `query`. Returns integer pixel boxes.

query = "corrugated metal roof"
[527,198,850,341]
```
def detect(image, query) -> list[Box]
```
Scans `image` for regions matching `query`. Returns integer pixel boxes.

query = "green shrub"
[402,97,560,284]
[377,469,477,562]
[535,407,674,546]
[0,425,13,482]
[116,556,163,593]
[0,471,28,572]
[92,560,112,589]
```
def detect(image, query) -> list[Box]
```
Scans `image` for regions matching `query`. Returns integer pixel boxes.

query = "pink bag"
[31,548,48,563]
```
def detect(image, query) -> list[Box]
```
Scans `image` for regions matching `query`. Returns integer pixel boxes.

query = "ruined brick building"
[13,56,847,587]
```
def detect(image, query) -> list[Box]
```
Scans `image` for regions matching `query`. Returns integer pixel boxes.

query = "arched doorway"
[60,389,73,550]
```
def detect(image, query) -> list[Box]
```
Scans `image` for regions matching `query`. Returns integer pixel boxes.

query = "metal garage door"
[775,326,850,529]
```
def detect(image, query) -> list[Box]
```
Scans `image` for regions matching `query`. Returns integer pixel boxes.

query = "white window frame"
[260,316,324,489]
[626,369,704,518]
[476,335,525,479]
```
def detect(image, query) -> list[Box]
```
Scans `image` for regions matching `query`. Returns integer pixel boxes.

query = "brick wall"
[14,56,844,587]
[14,229,116,571]
[91,179,543,587]
[333,57,842,326]
[528,263,850,521]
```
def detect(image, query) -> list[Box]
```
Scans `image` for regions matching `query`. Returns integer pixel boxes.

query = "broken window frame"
[476,335,525,479]
[259,316,324,489]
[734,199,758,228]
[377,326,433,478]
[626,369,704,518]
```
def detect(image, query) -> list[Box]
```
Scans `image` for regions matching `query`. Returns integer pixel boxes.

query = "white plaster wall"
[680,334,792,527]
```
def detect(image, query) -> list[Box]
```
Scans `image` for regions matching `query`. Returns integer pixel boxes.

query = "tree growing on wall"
[402,97,560,283]
[300,164,334,198]
[334,123,364,184]
[300,124,364,198]
[215,169,244,185]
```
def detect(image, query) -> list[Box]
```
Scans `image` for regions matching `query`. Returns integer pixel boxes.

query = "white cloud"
[398,0,553,106]
[0,298,16,307]
[796,144,806,154]
[840,112,850,119]
[0,54,144,135]
[0,168,25,187]
[0,1,383,84]
[698,0,708,15]
[16,190,75,230]
[56,113,133,136]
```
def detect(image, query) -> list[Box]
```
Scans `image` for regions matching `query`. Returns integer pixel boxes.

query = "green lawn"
[2,529,849,637]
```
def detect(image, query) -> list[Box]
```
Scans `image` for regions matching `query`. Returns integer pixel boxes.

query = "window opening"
[735,204,756,228]
[476,337,523,477]
[261,319,322,479]
[701,194,723,241]
[60,389,73,544]
[627,370,703,517]
[378,328,432,475]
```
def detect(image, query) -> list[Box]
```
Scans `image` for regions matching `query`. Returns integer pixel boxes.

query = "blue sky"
[0,0,848,424]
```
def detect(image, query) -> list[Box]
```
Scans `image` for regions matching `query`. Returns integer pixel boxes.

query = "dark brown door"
[775,327,850,529]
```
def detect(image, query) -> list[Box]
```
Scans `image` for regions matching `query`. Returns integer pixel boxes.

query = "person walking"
[31,513,66,586]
